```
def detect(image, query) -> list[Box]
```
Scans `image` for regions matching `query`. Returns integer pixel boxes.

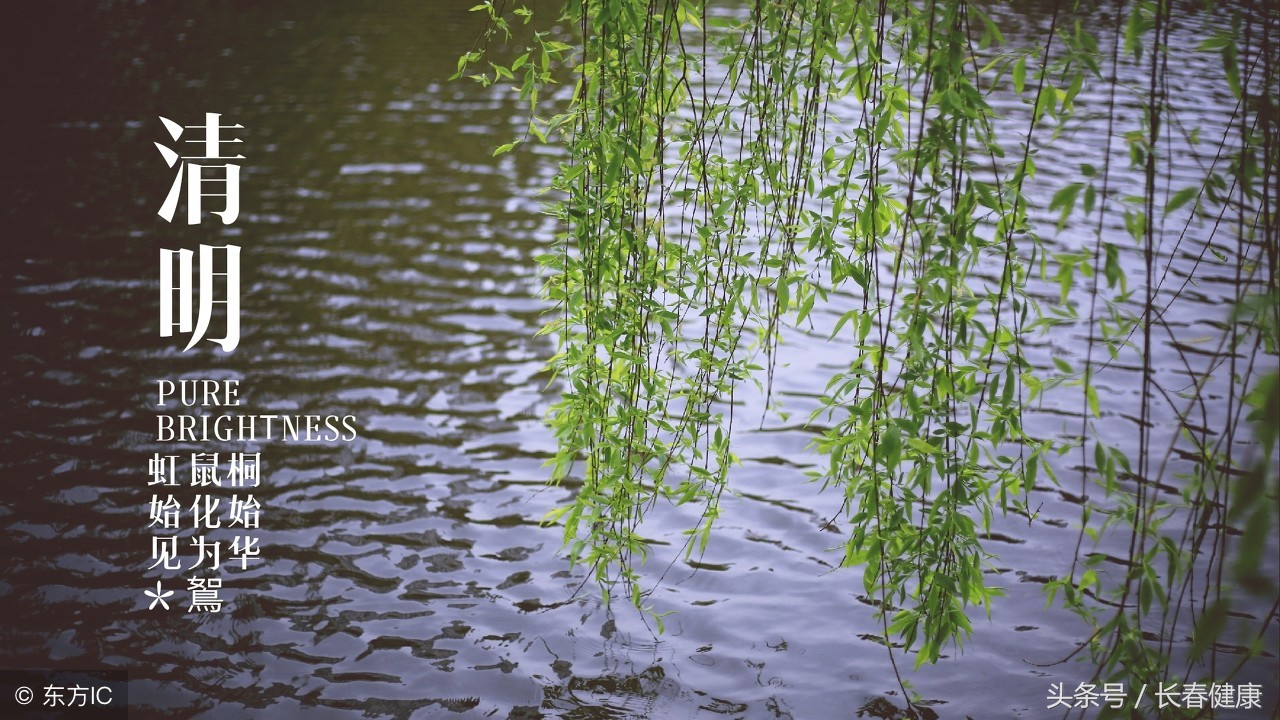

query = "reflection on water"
[0,2,1275,719]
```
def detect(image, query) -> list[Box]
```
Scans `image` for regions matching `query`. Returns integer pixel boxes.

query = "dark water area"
[0,2,1275,719]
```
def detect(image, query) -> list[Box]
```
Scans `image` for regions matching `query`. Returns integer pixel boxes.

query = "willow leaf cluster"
[459,0,1280,698]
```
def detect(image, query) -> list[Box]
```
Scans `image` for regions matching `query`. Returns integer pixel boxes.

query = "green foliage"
[460,0,1279,705]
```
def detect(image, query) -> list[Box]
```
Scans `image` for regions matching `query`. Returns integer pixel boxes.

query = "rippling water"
[1,2,1275,719]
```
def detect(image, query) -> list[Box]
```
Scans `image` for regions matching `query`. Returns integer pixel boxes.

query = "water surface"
[0,2,1275,719]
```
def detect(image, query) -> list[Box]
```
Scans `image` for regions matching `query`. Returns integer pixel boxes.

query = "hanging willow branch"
[458,0,1280,698]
